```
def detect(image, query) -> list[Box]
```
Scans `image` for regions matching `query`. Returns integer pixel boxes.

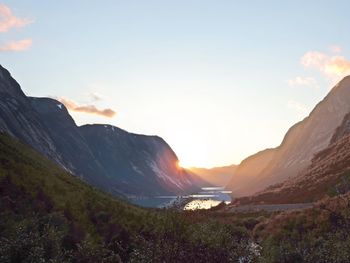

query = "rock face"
[0,66,66,168]
[227,76,350,197]
[233,112,350,205]
[80,124,195,195]
[0,65,199,196]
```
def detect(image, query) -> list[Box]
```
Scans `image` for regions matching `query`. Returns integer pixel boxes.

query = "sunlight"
[177,161,188,169]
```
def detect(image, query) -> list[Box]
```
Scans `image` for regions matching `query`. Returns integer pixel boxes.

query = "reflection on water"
[184,199,230,210]
[184,187,232,210]
[129,186,232,210]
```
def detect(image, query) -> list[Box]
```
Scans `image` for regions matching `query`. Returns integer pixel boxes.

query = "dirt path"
[229,203,314,212]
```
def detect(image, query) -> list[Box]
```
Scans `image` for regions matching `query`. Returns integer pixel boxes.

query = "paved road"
[229,203,314,212]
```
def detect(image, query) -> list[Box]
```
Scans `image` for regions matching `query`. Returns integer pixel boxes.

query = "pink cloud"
[0,38,32,52]
[301,50,350,80]
[57,97,117,118]
[0,4,33,32]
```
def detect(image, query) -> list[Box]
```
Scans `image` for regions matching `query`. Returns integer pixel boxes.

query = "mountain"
[0,132,252,262]
[0,65,200,197]
[0,66,66,168]
[227,76,350,197]
[188,164,237,186]
[234,111,350,205]
[79,124,195,195]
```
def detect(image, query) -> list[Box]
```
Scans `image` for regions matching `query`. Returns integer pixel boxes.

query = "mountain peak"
[227,76,350,197]
[0,65,199,197]
[0,65,27,100]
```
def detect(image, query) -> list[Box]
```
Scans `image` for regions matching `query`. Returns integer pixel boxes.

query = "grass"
[0,133,254,262]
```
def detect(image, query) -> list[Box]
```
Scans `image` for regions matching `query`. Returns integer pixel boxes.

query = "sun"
[176,161,189,170]
[177,161,188,169]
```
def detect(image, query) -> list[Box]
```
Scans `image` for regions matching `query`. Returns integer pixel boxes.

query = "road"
[229,203,314,212]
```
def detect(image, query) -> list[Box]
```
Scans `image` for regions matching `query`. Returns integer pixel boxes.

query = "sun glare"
[177,161,188,169]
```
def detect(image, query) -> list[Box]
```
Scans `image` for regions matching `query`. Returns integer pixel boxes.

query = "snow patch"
[131,163,144,176]
[148,161,185,189]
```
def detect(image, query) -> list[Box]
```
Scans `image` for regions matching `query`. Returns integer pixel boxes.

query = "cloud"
[57,97,116,118]
[0,4,33,32]
[0,38,32,52]
[288,76,318,89]
[301,50,350,80]
[287,100,310,119]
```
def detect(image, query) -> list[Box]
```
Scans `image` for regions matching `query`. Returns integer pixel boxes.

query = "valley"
[129,186,232,210]
[2,1,350,261]
[2,64,350,262]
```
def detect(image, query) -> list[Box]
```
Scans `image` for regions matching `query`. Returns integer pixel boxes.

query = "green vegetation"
[254,194,350,262]
[3,132,350,262]
[327,171,350,197]
[0,133,255,262]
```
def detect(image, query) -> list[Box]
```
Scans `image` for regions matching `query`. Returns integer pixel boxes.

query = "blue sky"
[1,1,350,167]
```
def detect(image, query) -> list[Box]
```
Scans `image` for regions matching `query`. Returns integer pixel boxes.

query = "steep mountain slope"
[0,66,66,168]
[0,65,199,197]
[227,76,350,197]
[234,112,350,205]
[80,124,196,195]
[0,132,251,262]
[29,97,113,191]
[189,164,237,186]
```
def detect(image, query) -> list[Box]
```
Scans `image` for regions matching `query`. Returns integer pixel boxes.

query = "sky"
[1,1,350,168]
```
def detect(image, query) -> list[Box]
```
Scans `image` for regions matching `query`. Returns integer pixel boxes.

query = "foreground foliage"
[2,132,350,262]
[0,133,254,262]
[254,194,350,262]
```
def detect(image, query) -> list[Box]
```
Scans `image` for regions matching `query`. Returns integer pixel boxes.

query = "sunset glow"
[3,1,350,168]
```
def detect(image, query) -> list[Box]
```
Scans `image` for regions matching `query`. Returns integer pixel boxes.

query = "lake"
[129,186,232,210]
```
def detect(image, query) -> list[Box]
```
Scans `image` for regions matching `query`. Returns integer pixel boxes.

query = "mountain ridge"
[233,111,350,205]
[227,76,350,197]
[188,164,237,186]
[0,65,200,197]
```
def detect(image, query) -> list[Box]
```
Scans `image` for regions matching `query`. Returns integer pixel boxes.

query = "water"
[129,186,232,210]
[184,187,232,210]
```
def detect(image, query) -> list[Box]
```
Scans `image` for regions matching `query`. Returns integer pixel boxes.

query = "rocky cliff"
[0,65,199,197]
[227,76,350,197]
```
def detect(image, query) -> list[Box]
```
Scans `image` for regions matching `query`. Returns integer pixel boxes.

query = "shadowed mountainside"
[0,65,202,197]
[0,132,254,262]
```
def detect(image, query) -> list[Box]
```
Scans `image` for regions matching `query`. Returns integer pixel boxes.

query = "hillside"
[227,76,350,197]
[2,130,350,262]
[0,132,254,262]
[232,111,350,205]
[253,192,350,262]
[0,65,201,197]
[188,165,237,186]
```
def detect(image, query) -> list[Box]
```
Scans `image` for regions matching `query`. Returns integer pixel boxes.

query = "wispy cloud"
[0,4,33,32]
[0,38,32,52]
[288,76,319,89]
[287,100,310,119]
[301,50,350,80]
[57,97,117,118]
